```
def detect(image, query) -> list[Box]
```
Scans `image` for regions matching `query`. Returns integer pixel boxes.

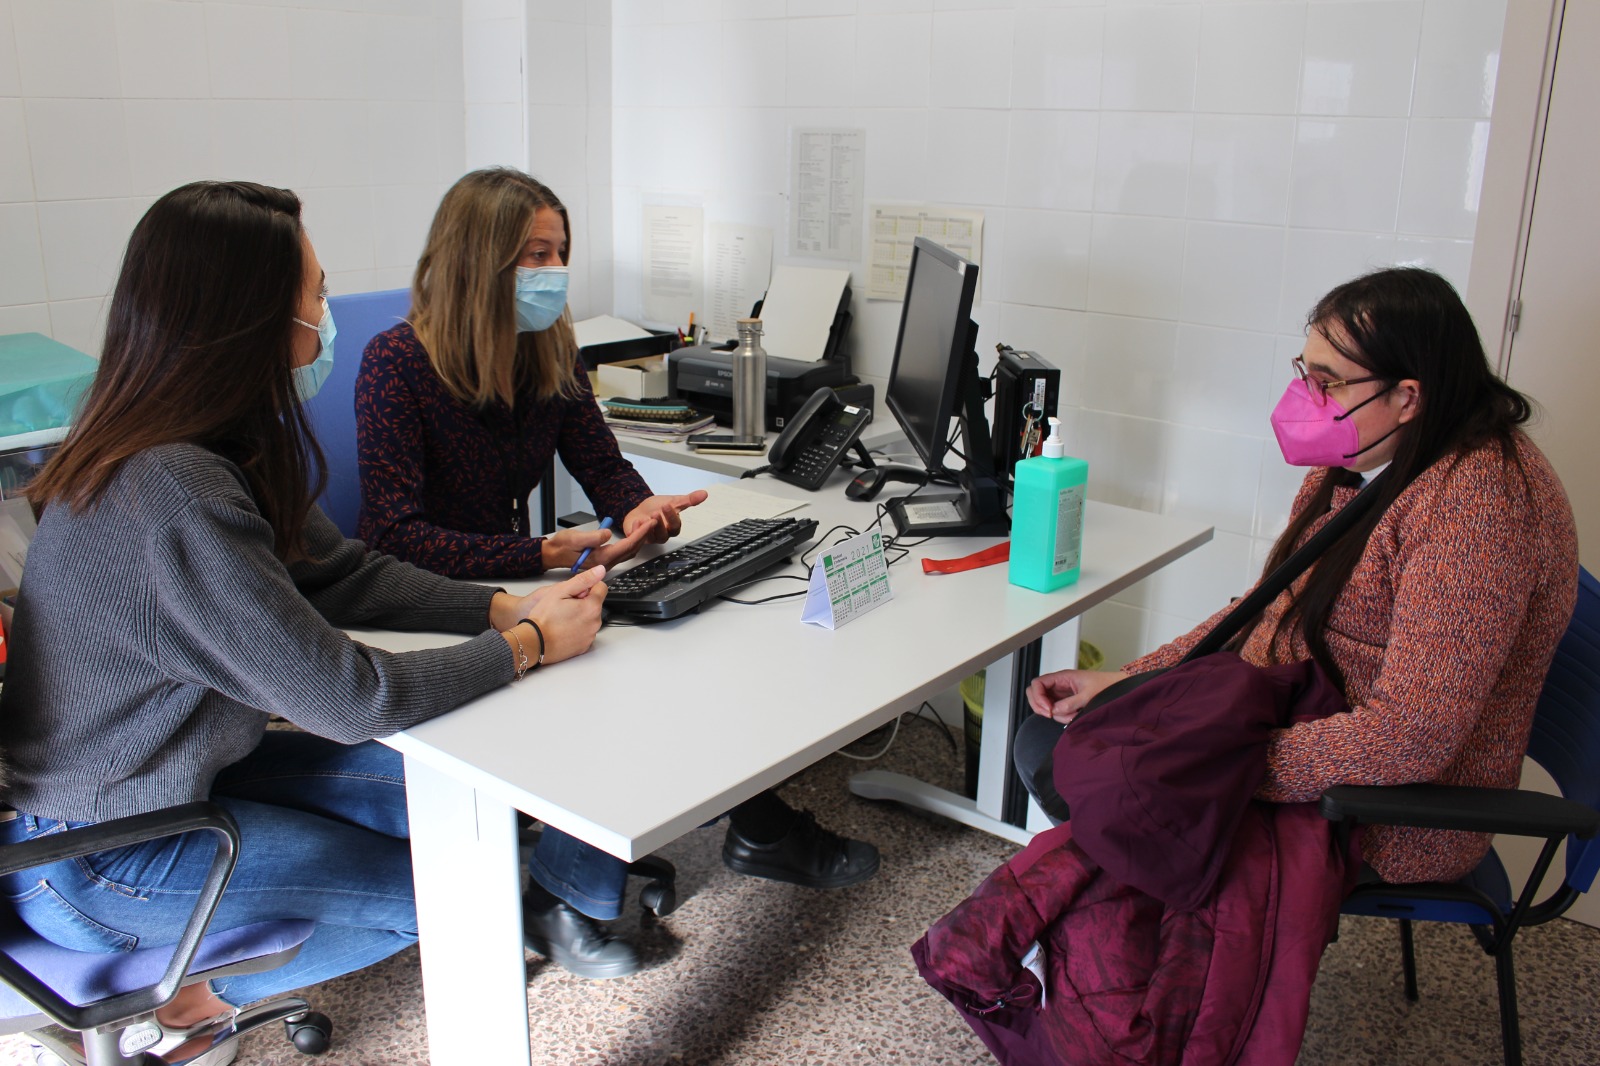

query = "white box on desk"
[595,357,668,401]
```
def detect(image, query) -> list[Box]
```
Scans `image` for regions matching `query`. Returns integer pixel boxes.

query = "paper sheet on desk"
[574,315,652,347]
[673,482,805,542]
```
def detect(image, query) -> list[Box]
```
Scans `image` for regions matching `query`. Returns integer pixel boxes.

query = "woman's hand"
[1026,669,1130,726]
[623,491,709,545]
[540,523,650,571]
[497,566,608,667]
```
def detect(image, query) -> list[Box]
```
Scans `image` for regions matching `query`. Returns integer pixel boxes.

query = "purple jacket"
[355,322,650,579]
[913,655,1359,1066]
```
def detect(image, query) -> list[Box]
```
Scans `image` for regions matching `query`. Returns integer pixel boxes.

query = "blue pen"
[573,516,613,570]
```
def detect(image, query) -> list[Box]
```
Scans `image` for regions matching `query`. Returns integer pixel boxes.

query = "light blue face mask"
[514,266,570,333]
[292,298,337,402]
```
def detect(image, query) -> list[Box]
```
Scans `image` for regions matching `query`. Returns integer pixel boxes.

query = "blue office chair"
[0,802,331,1065]
[303,290,412,538]
[1320,566,1600,1066]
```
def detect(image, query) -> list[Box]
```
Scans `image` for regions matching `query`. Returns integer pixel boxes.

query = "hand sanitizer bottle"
[1008,417,1088,592]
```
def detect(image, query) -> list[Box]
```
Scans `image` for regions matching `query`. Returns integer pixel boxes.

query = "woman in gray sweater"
[0,181,611,1064]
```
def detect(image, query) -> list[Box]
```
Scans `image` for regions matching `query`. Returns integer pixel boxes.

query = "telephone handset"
[767,387,874,491]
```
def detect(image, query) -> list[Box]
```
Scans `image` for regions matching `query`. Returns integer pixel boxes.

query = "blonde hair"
[410,168,581,407]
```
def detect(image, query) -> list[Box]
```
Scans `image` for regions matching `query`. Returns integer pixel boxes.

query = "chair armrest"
[0,801,240,1033]
[1320,784,1600,839]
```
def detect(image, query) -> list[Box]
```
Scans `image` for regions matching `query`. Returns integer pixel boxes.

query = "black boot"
[722,809,880,889]
[522,884,640,980]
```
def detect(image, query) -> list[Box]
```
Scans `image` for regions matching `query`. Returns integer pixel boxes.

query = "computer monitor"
[881,237,1007,538]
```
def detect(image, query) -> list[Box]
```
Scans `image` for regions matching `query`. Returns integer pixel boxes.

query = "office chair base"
[27,995,330,1066]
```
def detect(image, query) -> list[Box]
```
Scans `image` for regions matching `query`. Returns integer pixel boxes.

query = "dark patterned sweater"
[355,322,651,579]
[1126,433,1578,883]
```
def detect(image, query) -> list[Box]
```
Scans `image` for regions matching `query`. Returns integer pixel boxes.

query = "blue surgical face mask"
[292,298,337,402]
[513,266,570,333]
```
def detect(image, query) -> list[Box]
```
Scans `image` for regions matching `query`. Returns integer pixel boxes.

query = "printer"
[669,281,871,432]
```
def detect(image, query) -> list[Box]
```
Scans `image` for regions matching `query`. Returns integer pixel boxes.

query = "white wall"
[602,0,1507,660]
[0,0,466,358]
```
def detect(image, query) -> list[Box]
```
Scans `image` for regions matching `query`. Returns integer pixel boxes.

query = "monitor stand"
[885,471,1009,539]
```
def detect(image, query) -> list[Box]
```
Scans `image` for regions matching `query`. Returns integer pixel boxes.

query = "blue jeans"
[0,732,627,1005]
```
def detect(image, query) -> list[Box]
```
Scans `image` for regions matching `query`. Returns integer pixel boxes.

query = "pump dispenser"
[1008,417,1089,592]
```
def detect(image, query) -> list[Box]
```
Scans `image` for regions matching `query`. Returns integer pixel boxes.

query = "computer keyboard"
[604,516,819,621]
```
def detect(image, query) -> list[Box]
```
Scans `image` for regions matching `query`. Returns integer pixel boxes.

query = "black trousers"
[1012,713,1073,824]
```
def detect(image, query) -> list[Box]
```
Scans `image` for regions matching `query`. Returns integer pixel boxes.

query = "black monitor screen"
[885,237,979,475]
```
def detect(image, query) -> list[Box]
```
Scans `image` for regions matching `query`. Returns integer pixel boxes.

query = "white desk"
[356,477,1210,1064]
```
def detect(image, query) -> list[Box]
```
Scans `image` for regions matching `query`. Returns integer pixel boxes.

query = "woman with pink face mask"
[1014,267,1578,886]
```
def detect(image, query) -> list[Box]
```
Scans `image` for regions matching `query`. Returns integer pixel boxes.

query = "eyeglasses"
[1292,355,1384,407]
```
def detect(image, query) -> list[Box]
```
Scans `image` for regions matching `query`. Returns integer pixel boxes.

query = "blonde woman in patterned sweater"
[1016,267,1579,884]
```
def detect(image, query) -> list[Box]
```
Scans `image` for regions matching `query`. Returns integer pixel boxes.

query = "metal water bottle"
[733,317,768,439]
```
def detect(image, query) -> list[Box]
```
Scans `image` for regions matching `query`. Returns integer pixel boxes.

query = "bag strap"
[1181,468,1395,663]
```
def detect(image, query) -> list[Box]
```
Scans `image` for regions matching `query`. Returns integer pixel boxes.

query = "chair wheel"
[640,879,678,917]
[286,1011,333,1055]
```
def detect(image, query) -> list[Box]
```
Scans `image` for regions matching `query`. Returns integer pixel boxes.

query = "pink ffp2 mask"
[1269,379,1362,467]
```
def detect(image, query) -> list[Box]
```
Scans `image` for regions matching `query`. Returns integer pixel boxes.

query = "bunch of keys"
[1018,403,1044,459]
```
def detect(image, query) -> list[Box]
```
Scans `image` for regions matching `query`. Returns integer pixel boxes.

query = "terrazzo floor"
[3,715,1597,1065]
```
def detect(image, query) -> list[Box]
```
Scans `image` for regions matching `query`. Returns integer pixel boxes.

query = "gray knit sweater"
[0,443,515,821]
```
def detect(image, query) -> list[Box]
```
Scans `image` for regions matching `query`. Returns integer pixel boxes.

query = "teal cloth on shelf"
[0,334,96,436]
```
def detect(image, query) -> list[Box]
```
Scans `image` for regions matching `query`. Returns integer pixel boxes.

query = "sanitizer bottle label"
[1054,484,1085,574]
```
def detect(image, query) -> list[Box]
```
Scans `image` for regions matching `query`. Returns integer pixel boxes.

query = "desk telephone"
[767,386,874,491]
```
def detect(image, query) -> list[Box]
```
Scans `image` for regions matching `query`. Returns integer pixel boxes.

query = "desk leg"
[850,618,1080,844]
[404,756,530,1066]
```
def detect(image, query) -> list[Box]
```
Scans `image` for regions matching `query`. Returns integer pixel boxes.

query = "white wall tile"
[633,107,721,192]
[0,0,20,98]
[124,99,213,196]
[1168,323,1276,436]
[1194,3,1305,114]
[1180,221,1284,333]
[207,100,296,189]
[1413,0,1505,118]
[12,0,121,99]
[0,100,34,203]
[35,198,135,302]
[1187,115,1294,226]
[367,16,444,103]
[371,183,442,269]
[1086,213,1185,320]
[465,102,525,171]
[527,105,590,190]
[1081,600,1147,677]
[0,204,47,305]
[1101,6,1199,112]
[114,0,209,99]
[722,18,789,108]
[301,185,375,276]
[1393,235,1474,297]
[854,13,930,109]
[464,17,524,103]
[285,8,369,102]
[1160,425,1262,536]
[529,0,589,21]
[1072,409,1167,513]
[930,10,1011,109]
[858,0,932,11]
[1007,110,1098,212]
[1288,118,1406,231]
[1276,228,1397,333]
[857,108,928,201]
[367,100,436,187]
[1011,8,1103,110]
[1255,419,1310,539]
[793,0,855,15]
[1142,530,1254,622]
[528,20,592,109]
[294,100,373,190]
[204,4,290,100]
[584,23,609,110]
[25,99,132,202]
[1300,1,1424,117]
[1093,111,1191,218]
[1397,118,1489,239]
[924,109,1008,206]
[994,303,1087,401]
[787,17,856,107]
[717,107,789,196]
[615,0,665,25]
[999,208,1090,311]
[465,0,521,20]
[0,303,53,336]
[46,295,111,357]
[1081,310,1177,425]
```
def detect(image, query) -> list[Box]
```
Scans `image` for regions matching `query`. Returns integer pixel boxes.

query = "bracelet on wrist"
[518,618,546,668]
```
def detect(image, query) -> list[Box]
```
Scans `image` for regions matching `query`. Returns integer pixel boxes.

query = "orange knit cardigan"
[1124,432,1578,883]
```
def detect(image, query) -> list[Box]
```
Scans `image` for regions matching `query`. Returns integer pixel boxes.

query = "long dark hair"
[28,181,325,558]
[1256,267,1533,690]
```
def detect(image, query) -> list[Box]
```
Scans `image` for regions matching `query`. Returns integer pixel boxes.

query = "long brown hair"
[27,181,325,558]
[1255,267,1532,690]
[409,168,581,408]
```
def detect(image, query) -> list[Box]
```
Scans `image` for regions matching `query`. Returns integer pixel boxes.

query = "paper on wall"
[642,204,704,328]
[866,205,985,301]
[707,224,773,345]
[790,128,864,262]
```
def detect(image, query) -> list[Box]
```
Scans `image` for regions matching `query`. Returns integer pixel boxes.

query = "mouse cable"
[739,464,772,480]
